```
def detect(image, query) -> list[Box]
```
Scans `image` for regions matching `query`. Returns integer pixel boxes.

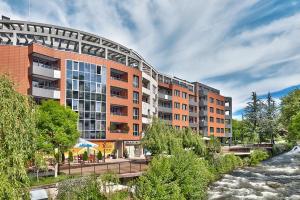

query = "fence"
[59,160,148,176]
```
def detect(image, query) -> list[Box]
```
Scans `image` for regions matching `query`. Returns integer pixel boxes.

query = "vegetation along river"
[208,146,300,200]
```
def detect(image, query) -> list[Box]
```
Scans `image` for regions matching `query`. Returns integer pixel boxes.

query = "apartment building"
[157,74,199,132]
[0,17,232,157]
[194,82,232,142]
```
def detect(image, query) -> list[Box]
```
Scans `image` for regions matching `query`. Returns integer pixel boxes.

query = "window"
[210,97,214,103]
[96,101,101,112]
[67,60,72,70]
[174,90,180,96]
[73,62,79,71]
[133,92,139,104]
[133,124,139,136]
[210,117,214,122]
[217,128,220,133]
[210,127,214,133]
[174,102,180,109]
[133,108,139,120]
[174,114,180,120]
[72,80,78,91]
[182,104,187,110]
[182,115,187,121]
[133,75,139,88]
[216,118,220,123]
[73,99,78,111]
[182,92,187,99]
[210,107,214,113]
[221,128,224,133]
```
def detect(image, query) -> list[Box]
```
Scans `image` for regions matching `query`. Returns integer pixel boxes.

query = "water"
[208,146,300,200]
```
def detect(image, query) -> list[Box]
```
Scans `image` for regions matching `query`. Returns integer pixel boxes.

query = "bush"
[57,176,105,200]
[135,149,213,200]
[97,151,103,162]
[68,151,73,162]
[209,154,243,176]
[249,149,269,166]
[271,143,290,156]
[83,151,88,162]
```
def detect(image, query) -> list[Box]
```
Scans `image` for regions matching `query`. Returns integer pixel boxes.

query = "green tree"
[244,92,262,143]
[68,151,74,162]
[0,75,37,199]
[33,152,47,182]
[142,119,206,156]
[261,92,278,144]
[287,112,300,143]
[135,149,213,200]
[280,89,300,127]
[36,100,80,154]
[232,119,247,144]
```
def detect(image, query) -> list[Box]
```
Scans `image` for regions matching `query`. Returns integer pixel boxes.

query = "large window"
[66,60,106,139]
[133,124,139,136]
[133,108,139,120]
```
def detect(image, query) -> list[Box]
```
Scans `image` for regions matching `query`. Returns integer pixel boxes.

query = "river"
[208,146,300,200]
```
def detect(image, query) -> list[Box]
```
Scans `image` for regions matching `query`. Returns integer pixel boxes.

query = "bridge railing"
[59,160,149,176]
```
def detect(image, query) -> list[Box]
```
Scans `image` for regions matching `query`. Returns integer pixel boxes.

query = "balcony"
[189,111,198,117]
[189,122,198,128]
[31,85,60,99]
[109,122,129,134]
[158,105,172,113]
[158,93,172,100]
[110,68,128,82]
[199,120,208,127]
[110,86,128,99]
[110,105,128,116]
[200,110,208,116]
[189,98,198,106]
[225,114,231,119]
[199,99,207,106]
[31,61,61,80]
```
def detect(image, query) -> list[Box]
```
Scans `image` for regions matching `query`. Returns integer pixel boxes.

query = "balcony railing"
[32,62,61,79]
[110,93,128,99]
[110,129,128,133]
[111,112,127,116]
[31,85,60,99]
[110,76,128,82]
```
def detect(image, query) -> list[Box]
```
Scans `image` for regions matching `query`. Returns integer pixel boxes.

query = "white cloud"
[1,0,299,115]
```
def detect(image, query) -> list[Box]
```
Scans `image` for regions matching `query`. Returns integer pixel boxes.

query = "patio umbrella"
[74,138,98,148]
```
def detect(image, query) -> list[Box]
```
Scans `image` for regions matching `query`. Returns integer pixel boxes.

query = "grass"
[29,174,79,187]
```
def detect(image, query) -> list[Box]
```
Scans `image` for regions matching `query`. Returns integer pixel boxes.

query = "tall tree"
[280,89,300,127]
[264,92,278,144]
[244,92,261,143]
[0,75,37,199]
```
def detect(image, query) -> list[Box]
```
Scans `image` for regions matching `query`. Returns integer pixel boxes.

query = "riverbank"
[207,146,300,199]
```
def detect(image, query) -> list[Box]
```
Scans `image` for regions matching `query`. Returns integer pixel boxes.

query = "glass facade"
[66,60,107,139]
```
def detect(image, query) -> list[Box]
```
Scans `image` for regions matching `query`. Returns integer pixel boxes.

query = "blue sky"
[1,0,300,118]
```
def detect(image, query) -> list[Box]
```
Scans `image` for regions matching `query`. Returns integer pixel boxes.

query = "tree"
[33,152,47,182]
[0,75,37,199]
[232,119,247,144]
[287,112,300,143]
[97,151,103,162]
[36,100,80,154]
[280,89,300,127]
[262,92,278,144]
[135,149,213,200]
[244,92,262,143]
[142,119,206,156]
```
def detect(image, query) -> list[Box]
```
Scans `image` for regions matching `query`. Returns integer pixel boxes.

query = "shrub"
[68,151,73,162]
[135,149,213,200]
[249,149,269,166]
[83,151,88,162]
[272,143,290,156]
[97,151,103,162]
[56,176,105,200]
[209,154,243,176]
